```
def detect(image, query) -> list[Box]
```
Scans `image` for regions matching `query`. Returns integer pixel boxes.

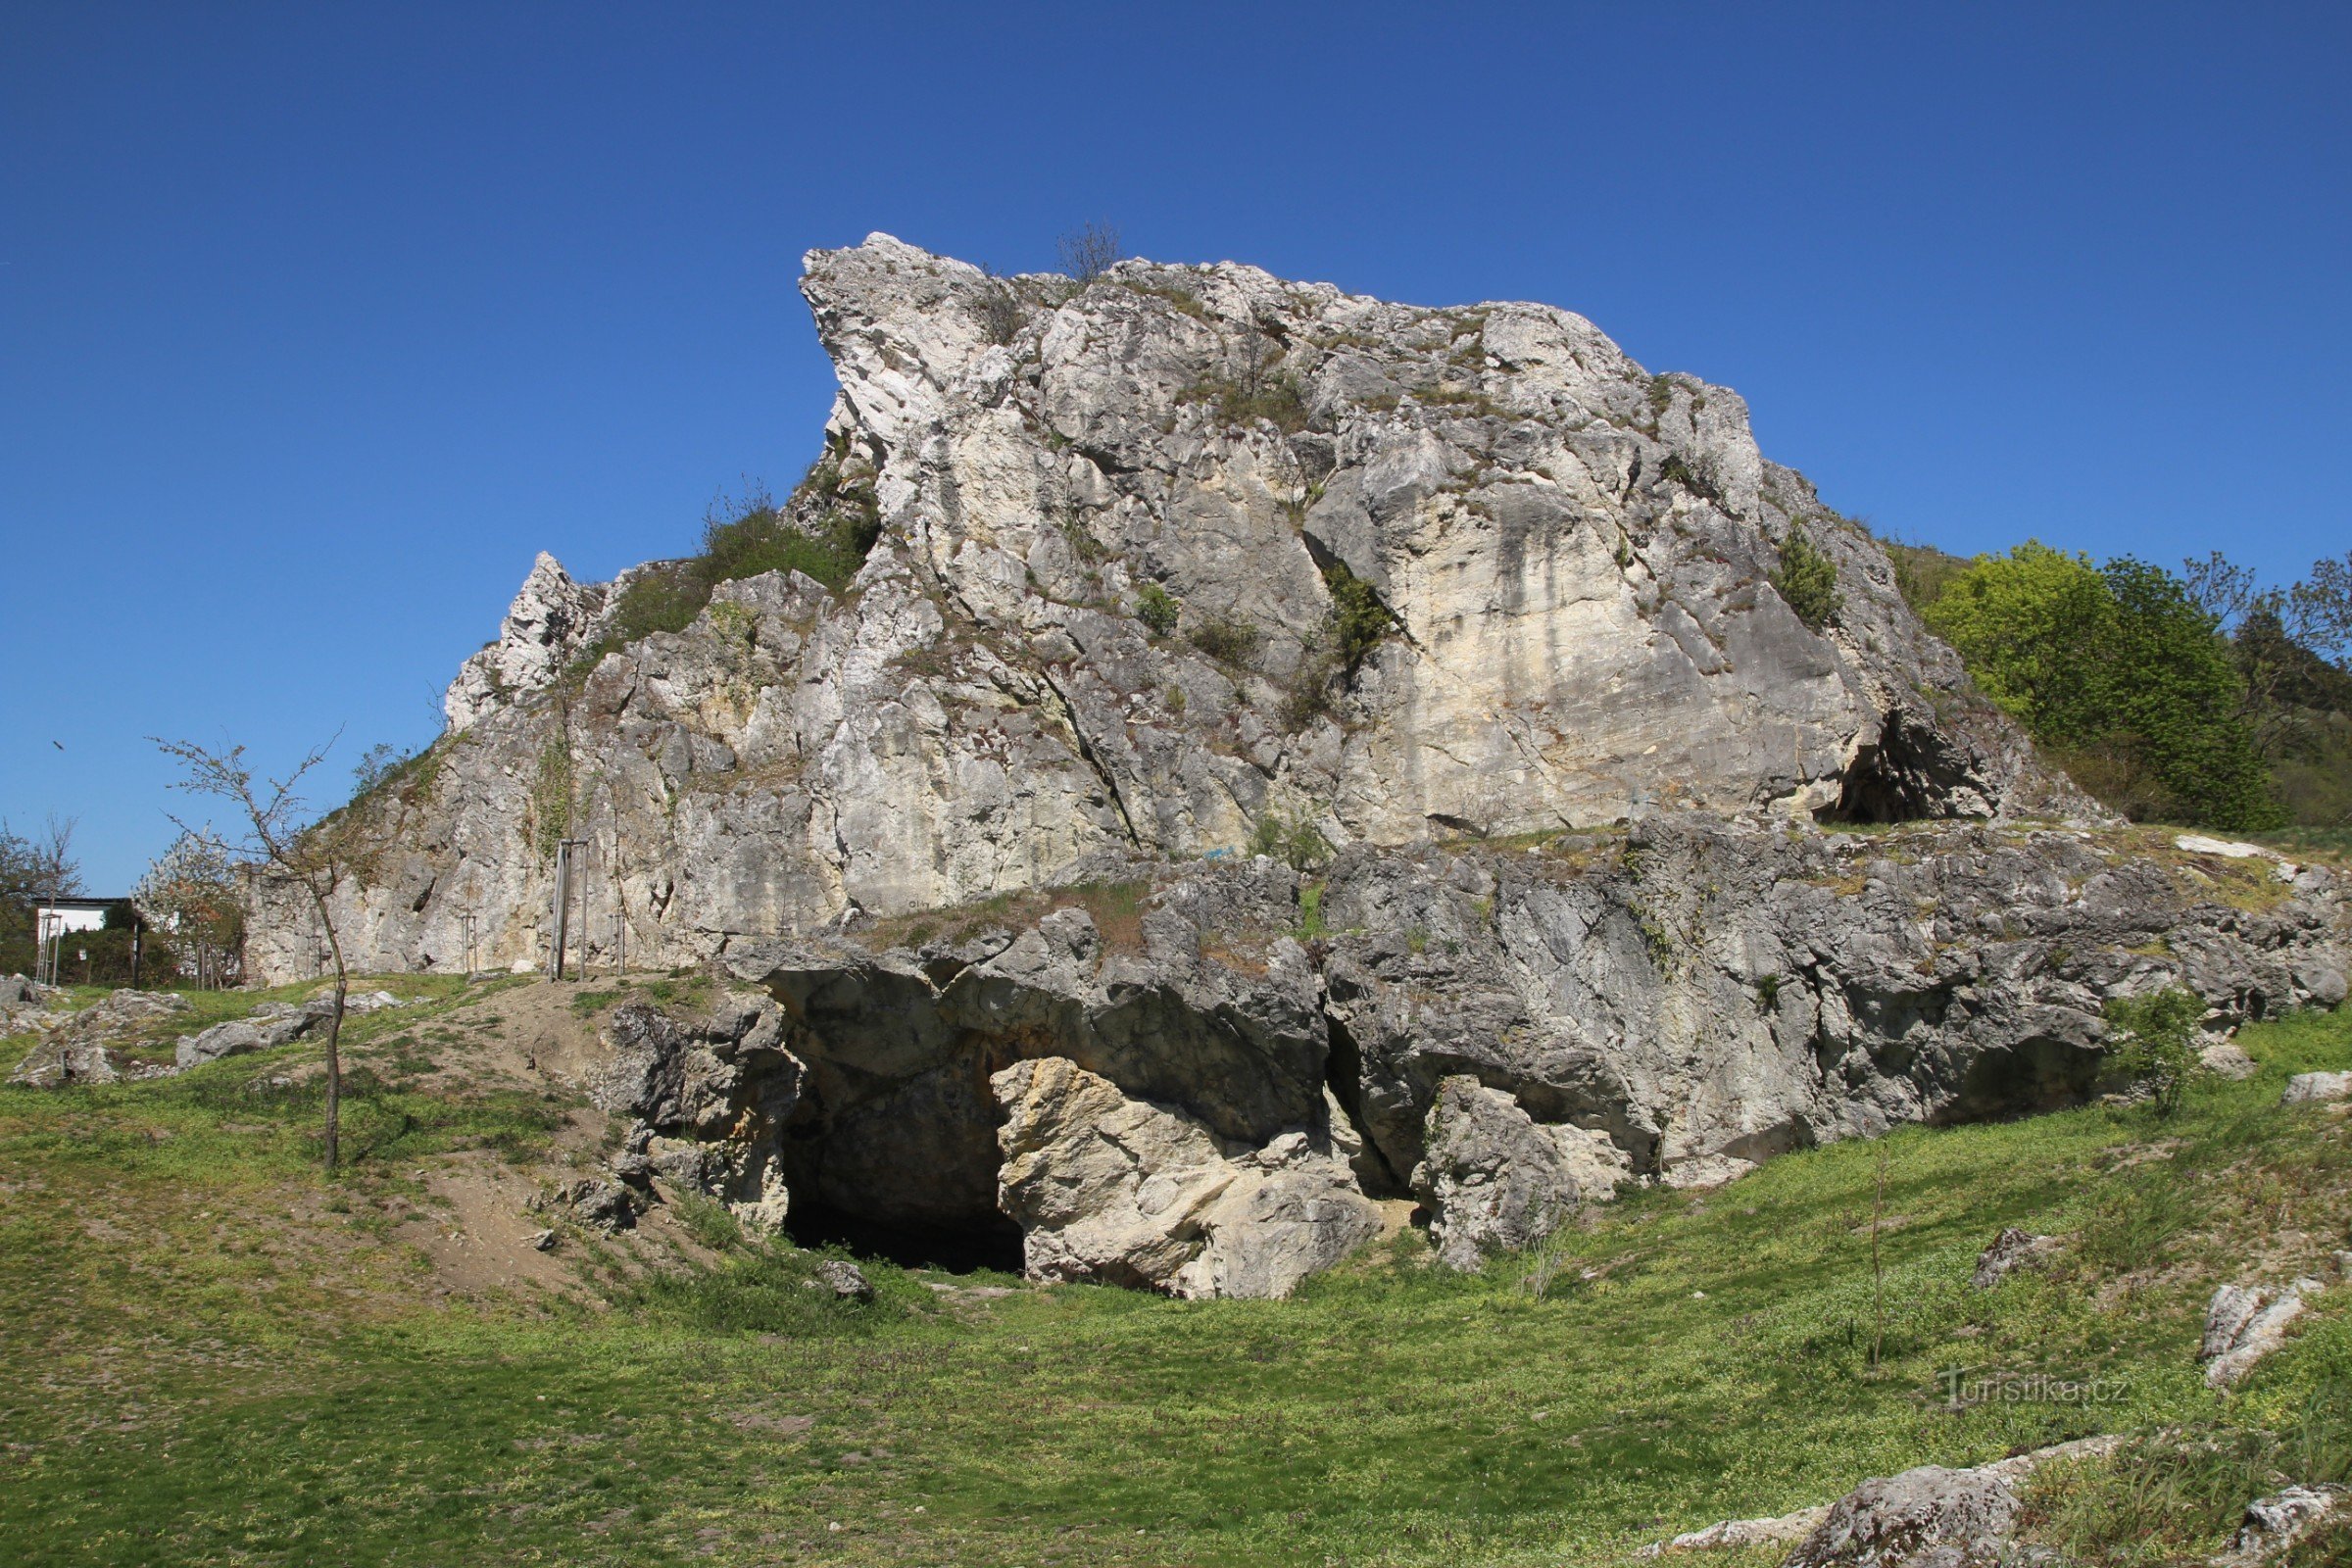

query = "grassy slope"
[0,990,2345,1567]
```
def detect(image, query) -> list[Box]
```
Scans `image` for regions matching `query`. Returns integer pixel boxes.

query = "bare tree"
[153,734,384,1170]
[2287,550,2352,669]
[1057,220,1123,282]
[1,815,81,978]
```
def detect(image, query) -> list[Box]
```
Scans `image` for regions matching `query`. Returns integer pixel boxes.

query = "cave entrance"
[783,1202,1025,1274]
[773,1042,1028,1275]
[1818,710,1946,825]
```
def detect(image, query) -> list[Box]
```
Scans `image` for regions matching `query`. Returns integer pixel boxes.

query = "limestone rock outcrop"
[993,1056,1379,1298]
[248,233,2092,985]
[232,233,2352,1299]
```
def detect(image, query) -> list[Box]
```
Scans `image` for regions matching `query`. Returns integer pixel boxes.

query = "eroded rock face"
[232,234,2352,1301]
[1413,1075,1593,1270]
[592,993,804,1233]
[552,817,2348,1298]
[992,1056,1380,1298]
[248,234,2091,984]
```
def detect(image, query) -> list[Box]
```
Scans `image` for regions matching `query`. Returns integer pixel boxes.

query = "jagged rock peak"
[442,552,606,731]
[259,232,2090,987]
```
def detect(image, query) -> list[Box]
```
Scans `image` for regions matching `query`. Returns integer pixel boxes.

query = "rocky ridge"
[249,232,2085,985]
[575,815,2341,1296]
[237,235,2350,1297]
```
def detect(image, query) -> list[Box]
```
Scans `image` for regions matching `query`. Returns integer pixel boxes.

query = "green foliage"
[1248,806,1333,870]
[622,1242,916,1336]
[1885,538,1970,616]
[1925,543,2281,830]
[1656,453,1723,505]
[1182,357,1311,434]
[1770,527,1841,631]
[2101,986,2207,1115]
[1134,582,1181,637]
[1322,560,1396,672]
[528,727,574,864]
[668,1191,746,1252]
[1185,611,1261,666]
[700,471,881,595]
[586,455,885,665]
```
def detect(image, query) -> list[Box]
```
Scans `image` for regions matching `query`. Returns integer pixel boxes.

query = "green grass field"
[1,988,2346,1566]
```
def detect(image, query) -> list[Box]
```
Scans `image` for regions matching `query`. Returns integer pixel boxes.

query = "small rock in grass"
[2230,1485,2343,1559]
[1786,1463,2020,1567]
[807,1259,874,1302]
[529,1229,557,1252]
[2202,1280,2324,1387]
[1971,1227,2063,1290]
[2282,1071,2352,1106]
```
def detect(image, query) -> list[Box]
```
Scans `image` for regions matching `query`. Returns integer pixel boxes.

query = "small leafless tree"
[154,733,386,1171]
[1057,220,1123,282]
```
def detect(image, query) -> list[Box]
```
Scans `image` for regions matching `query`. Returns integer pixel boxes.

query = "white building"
[34,898,117,937]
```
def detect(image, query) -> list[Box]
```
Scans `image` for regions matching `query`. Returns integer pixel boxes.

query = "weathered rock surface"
[229,233,2352,1299]
[993,1055,1379,1298]
[808,1258,874,1301]
[1783,1464,2023,1568]
[2282,1070,2352,1105]
[592,994,804,1233]
[1649,1437,2120,1559]
[2202,1279,2323,1388]
[2226,1485,2343,1562]
[1971,1228,2062,1290]
[1413,1073,1595,1269]
[248,234,2097,984]
[6,989,191,1087]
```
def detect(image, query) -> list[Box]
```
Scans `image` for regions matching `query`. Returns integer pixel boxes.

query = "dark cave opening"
[783,1201,1026,1275]
[772,1046,1030,1275]
[1323,1011,1408,1197]
[1818,710,1951,825]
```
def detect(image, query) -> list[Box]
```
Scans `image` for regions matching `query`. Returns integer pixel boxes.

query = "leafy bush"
[1771,527,1841,631]
[1323,561,1395,672]
[585,451,885,666]
[1135,583,1181,637]
[1925,544,2280,830]
[2101,986,2205,1115]
[1187,612,1261,666]
[1249,807,1333,870]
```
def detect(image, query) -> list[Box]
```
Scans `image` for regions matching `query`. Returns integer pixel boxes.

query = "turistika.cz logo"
[1936,1368,2131,1409]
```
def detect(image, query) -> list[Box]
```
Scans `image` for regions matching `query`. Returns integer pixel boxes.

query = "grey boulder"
[2282,1071,2352,1106]
[1784,1464,2021,1568]
[1970,1228,2061,1290]
[1413,1074,1592,1271]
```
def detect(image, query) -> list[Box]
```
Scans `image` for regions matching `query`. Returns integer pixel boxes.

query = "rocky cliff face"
[577,817,2344,1296]
[249,233,2081,985]
[241,235,2348,1298]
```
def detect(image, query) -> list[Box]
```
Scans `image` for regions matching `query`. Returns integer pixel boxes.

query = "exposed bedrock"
[245,233,2096,986]
[586,817,2343,1297]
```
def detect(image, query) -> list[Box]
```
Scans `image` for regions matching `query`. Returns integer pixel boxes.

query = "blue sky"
[4,2,2347,891]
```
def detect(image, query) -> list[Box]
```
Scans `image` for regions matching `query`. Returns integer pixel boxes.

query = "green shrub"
[1249,807,1333,870]
[1323,561,1396,672]
[1926,544,2281,830]
[1136,583,1181,637]
[1187,612,1261,666]
[2102,986,2205,1115]
[1771,528,1841,631]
